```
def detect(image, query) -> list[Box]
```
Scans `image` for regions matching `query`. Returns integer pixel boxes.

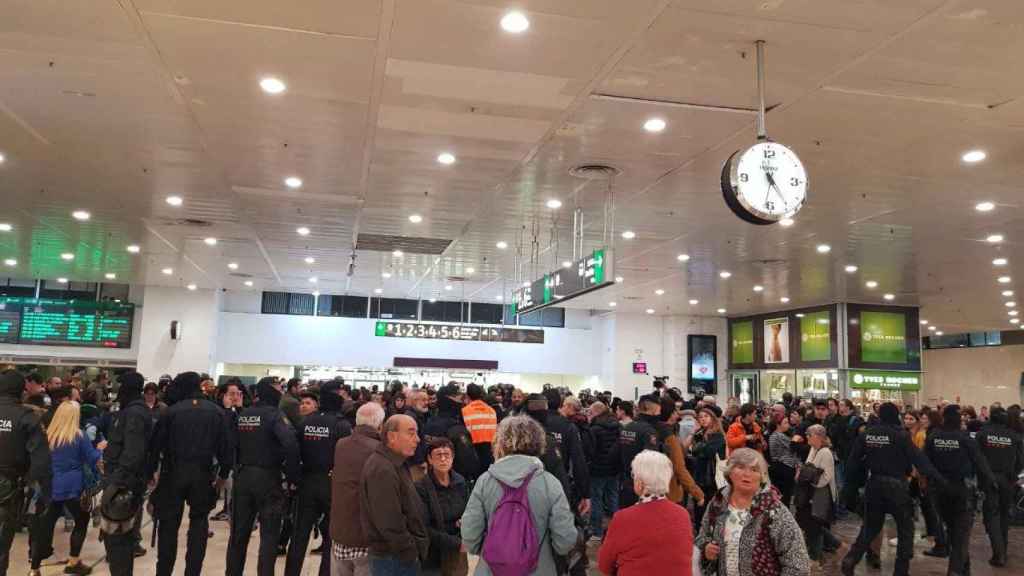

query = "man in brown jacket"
[331,402,386,576]
[360,414,428,575]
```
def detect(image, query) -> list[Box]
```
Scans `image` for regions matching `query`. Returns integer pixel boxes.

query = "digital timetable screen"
[0,297,134,348]
[375,321,544,344]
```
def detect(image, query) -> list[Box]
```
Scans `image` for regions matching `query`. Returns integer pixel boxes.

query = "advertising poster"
[800,311,831,362]
[764,317,789,364]
[861,311,908,364]
[688,335,717,394]
[731,320,754,364]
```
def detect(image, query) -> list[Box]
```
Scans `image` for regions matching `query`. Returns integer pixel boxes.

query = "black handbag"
[796,462,823,485]
[810,485,834,524]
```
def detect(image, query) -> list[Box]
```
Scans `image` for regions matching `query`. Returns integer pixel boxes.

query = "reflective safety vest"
[462,400,497,444]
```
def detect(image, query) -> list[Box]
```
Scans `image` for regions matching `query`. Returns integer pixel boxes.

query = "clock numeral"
[790,177,803,187]
[739,173,749,183]
[763,149,776,159]
[766,201,776,211]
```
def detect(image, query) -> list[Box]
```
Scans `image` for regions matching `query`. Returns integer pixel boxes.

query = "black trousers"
[226,467,285,576]
[769,462,796,507]
[284,473,331,576]
[0,488,25,576]
[105,529,137,576]
[31,498,90,568]
[983,474,1014,562]
[843,476,915,576]
[155,464,218,576]
[930,481,973,576]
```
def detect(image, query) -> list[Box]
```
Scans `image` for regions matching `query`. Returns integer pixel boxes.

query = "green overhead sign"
[513,248,613,315]
[860,311,907,364]
[848,370,921,391]
[800,311,831,362]
[731,320,754,364]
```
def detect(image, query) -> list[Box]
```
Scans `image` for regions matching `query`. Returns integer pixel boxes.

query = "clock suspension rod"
[756,39,767,141]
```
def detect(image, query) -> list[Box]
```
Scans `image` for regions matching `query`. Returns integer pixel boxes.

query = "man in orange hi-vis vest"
[461,383,497,470]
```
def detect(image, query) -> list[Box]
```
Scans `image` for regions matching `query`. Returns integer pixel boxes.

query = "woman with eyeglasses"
[415,438,469,575]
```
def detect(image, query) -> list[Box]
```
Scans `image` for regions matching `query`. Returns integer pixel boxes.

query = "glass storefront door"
[797,369,839,399]
[763,370,796,403]
[730,371,759,405]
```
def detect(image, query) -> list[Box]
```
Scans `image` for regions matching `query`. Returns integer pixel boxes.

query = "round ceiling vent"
[569,164,621,180]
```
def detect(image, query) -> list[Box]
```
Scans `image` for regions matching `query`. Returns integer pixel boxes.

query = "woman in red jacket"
[598,450,693,576]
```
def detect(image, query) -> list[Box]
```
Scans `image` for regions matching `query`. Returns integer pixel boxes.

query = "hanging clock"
[721,140,808,225]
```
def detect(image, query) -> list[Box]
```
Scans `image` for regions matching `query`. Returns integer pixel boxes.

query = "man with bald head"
[360,414,428,575]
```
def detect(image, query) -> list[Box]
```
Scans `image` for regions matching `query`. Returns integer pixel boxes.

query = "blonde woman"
[29,401,103,576]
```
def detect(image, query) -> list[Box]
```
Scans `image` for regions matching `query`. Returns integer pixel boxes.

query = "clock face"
[721,141,808,225]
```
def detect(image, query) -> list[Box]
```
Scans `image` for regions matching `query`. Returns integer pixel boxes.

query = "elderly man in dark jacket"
[360,414,428,575]
[587,401,620,540]
[332,402,386,576]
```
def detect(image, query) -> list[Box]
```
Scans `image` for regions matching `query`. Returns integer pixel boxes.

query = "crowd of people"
[0,368,1022,576]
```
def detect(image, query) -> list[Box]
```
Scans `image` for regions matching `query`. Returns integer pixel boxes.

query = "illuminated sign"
[513,249,613,316]
[848,369,921,391]
[0,297,134,349]
[374,321,544,344]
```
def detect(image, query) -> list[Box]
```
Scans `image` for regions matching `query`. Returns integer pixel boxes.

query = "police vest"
[462,400,497,445]
[237,405,286,470]
[299,412,349,475]
[0,402,31,477]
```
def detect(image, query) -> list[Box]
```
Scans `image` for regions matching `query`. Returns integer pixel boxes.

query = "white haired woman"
[460,415,577,575]
[598,450,694,576]
[794,424,838,568]
[695,448,810,576]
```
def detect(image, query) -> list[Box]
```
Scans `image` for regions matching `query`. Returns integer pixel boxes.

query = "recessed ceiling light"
[1010,310,1019,317]
[998,276,1012,284]
[816,244,831,254]
[428,298,437,303]
[462,267,474,276]
[203,237,217,246]
[496,241,508,250]
[313,290,320,297]
[392,250,404,258]
[717,308,727,314]
[779,218,795,227]
[228,262,239,270]
[165,195,183,207]
[409,214,423,224]
[60,252,74,261]
[936,331,944,336]
[845,265,859,273]
[643,117,667,133]
[562,261,572,269]
[609,302,617,307]
[57,277,68,284]
[126,245,140,254]
[719,271,732,279]
[259,76,286,94]
[962,149,986,163]
[244,280,254,287]
[0,153,4,164]
[655,289,665,296]
[382,272,392,279]
[928,325,937,331]
[621,230,636,240]
[883,293,895,301]
[615,276,624,283]
[646,308,655,315]
[546,199,562,209]
[920,320,928,325]
[676,254,691,263]
[3,259,15,267]
[495,295,503,301]
[308,276,318,284]
[865,280,878,289]
[1003,290,1015,297]
[975,201,995,212]
[0,223,10,232]
[522,281,530,288]
[987,234,1004,243]
[993,258,1008,266]
[284,176,303,189]
[689,299,699,305]
[1006,301,1017,308]
[753,285,764,292]
[437,152,456,165]
[795,313,805,318]
[374,288,383,295]
[187,283,197,291]
[71,210,90,221]
[500,10,530,33]
[104,272,115,279]
[444,285,453,291]
[780,297,790,303]
[296,226,310,236]
[1011,318,1020,324]
[161,267,173,275]
[304,256,315,265]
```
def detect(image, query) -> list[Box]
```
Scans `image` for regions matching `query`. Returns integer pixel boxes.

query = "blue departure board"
[0,298,134,348]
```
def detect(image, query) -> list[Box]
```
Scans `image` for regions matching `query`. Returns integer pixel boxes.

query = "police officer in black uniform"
[841,402,946,576]
[101,371,154,576]
[618,394,660,508]
[976,406,1023,567]
[284,380,351,576]
[226,376,300,576]
[0,369,51,576]
[150,372,233,576]
[542,389,591,515]
[922,405,993,576]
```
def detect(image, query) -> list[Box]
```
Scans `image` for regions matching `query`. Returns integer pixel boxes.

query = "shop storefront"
[844,368,921,411]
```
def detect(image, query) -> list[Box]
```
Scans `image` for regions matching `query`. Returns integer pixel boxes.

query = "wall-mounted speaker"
[170,320,181,340]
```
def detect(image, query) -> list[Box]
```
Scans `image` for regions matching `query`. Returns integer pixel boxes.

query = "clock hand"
[765,172,786,203]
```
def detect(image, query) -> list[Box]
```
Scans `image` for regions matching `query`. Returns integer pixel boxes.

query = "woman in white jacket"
[796,424,838,567]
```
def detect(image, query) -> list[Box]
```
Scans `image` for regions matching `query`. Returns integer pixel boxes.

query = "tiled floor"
[6,511,1020,575]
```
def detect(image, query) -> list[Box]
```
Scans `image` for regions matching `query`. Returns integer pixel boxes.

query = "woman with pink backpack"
[460,415,578,576]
